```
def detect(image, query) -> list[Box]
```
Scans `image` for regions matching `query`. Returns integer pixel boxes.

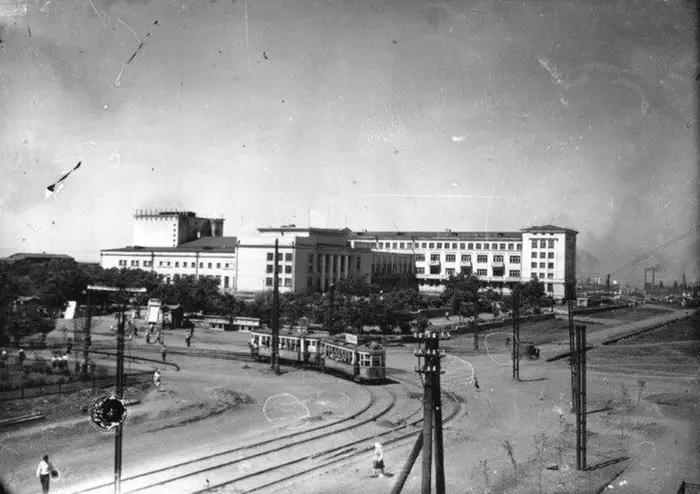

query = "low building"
[0,253,75,263]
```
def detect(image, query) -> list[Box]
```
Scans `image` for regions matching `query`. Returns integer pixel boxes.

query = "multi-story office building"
[349,225,577,300]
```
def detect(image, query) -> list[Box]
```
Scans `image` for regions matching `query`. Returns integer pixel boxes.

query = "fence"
[0,371,153,401]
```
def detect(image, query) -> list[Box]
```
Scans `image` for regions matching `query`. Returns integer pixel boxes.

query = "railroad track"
[62,383,400,494]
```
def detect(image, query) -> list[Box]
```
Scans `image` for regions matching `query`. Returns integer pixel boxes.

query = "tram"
[249,328,386,382]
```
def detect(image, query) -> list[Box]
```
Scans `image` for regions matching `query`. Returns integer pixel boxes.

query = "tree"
[521,278,546,307]
[335,274,373,297]
[671,280,680,294]
[441,273,480,308]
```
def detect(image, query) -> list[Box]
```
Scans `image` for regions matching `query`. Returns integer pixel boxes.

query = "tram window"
[371,356,382,367]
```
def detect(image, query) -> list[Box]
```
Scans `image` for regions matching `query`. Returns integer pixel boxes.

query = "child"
[371,442,385,477]
[153,369,161,392]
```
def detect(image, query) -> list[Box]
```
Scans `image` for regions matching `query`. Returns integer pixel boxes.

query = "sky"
[0,0,697,285]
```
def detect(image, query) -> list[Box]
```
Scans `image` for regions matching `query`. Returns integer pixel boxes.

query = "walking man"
[185,333,191,348]
[161,345,167,363]
[370,442,386,477]
[153,368,161,392]
[36,454,54,493]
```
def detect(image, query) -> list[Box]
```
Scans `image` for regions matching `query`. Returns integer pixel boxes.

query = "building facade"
[349,225,577,300]
[133,210,225,248]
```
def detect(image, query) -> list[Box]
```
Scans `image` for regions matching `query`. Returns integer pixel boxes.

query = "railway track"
[63,383,400,494]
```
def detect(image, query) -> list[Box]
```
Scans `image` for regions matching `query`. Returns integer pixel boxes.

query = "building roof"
[521,225,579,234]
[101,237,238,254]
[0,253,75,263]
[257,227,352,236]
[349,231,523,240]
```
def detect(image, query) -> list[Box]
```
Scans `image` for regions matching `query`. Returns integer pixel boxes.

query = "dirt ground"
[1,310,698,494]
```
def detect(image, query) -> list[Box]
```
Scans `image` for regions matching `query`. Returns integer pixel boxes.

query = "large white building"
[100,213,415,296]
[349,225,577,300]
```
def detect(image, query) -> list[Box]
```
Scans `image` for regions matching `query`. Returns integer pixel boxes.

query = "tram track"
[66,384,398,494]
[201,374,462,494]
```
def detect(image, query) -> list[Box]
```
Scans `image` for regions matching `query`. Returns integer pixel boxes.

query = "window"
[509,270,521,277]
[131,260,139,267]
[266,278,273,286]
[429,243,435,249]
[492,267,505,277]
[415,254,425,262]
[199,262,204,268]
[539,262,545,268]
[531,252,537,258]
[277,253,283,261]
[377,242,383,249]
[548,252,554,259]
[548,263,554,269]
[540,240,547,248]
[216,263,221,269]
[475,243,481,249]
[510,256,520,264]
[477,269,488,276]
[547,283,554,292]
[284,278,292,287]
[430,254,440,261]
[392,242,398,249]
[547,273,554,279]
[285,265,292,274]
[459,243,465,249]
[119,260,126,266]
[461,254,471,262]
[468,243,474,249]
[508,243,514,250]
[436,243,442,249]
[143,261,151,267]
[540,272,545,279]
[267,253,273,261]
[399,242,405,249]
[531,240,537,248]
[172,261,177,268]
[224,276,230,288]
[225,263,230,269]
[539,252,546,259]
[483,244,489,250]
[477,255,488,263]
[531,262,537,268]
[493,255,504,262]
[492,243,497,249]
[460,266,473,275]
[266,265,273,273]
[167,261,171,267]
[421,242,427,248]
[452,243,458,249]
[446,268,455,276]
[429,265,440,274]
[500,243,506,250]
[548,240,555,249]
[283,253,291,262]
[208,263,212,268]
[516,243,522,250]
[417,267,425,274]
[446,254,456,262]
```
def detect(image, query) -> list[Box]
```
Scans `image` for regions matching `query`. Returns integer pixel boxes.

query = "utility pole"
[567,282,578,414]
[413,330,449,494]
[86,285,146,494]
[512,289,520,381]
[575,324,587,470]
[82,289,93,378]
[271,239,280,374]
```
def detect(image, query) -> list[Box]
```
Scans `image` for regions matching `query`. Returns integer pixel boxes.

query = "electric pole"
[512,289,520,381]
[575,324,587,470]
[567,282,578,414]
[82,289,92,378]
[86,285,146,494]
[271,239,280,374]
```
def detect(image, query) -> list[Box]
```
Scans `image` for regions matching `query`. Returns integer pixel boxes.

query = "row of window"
[376,241,523,251]
[415,254,521,263]
[163,274,231,288]
[267,264,293,274]
[119,259,232,269]
[531,240,556,249]
[373,263,415,275]
[531,262,555,269]
[416,268,522,278]
[307,254,363,275]
[266,277,292,287]
[266,253,294,262]
[531,252,556,259]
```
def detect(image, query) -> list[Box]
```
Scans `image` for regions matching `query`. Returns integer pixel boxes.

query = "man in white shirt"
[36,454,53,493]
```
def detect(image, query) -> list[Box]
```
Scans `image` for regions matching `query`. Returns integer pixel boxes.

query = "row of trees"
[1,259,550,344]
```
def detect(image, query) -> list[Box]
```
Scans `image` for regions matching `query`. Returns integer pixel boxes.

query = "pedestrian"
[146,332,151,344]
[17,349,25,368]
[161,345,167,363]
[51,355,57,371]
[370,442,386,477]
[474,376,480,391]
[153,368,161,392]
[185,334,191,348]
[36,454,55,493]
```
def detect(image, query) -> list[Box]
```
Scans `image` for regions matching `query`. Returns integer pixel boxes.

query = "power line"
[609,224,699,277]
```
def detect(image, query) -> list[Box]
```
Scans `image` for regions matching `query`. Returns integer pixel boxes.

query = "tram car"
[249,329,386,382]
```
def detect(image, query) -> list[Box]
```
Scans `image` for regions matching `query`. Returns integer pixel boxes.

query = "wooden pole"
[272,240,280,374]
[114,304,126,494]
[433,338,445,494]
[421,357,434,494]
[567,283,578,413]
[512,290,520,381]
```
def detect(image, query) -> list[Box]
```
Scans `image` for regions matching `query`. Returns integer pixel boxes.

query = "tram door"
[353,350,360,378]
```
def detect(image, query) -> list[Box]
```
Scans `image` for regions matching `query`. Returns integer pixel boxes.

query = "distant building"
[0,253,75,263]
[349,224,578,300]
[133,209,225,248]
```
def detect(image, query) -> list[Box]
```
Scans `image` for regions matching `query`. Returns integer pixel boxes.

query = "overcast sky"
[0,0,697,284]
